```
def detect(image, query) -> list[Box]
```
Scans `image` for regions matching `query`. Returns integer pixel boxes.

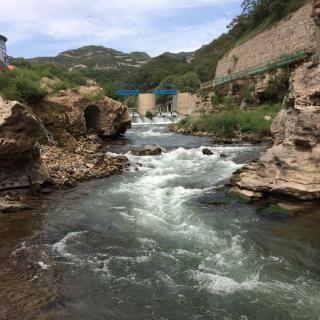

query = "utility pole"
[312,0,320,63]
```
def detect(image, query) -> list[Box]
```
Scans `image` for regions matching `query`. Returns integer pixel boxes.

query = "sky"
[0,0,242,58]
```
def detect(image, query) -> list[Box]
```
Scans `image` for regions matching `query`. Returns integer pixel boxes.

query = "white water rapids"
[6,125,320,320]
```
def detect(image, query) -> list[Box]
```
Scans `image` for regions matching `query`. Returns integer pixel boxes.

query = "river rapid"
[1,125,320,320]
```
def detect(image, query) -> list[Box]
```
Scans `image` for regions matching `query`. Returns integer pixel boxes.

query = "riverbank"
[169,124,273,144]
[0,133,130,214]
[169,104,280,144]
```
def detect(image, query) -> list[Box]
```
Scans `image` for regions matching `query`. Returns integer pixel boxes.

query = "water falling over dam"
[130,112,185,126]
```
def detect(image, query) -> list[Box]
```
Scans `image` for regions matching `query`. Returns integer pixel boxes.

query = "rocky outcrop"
[233,62,320,201]
[34,89,131,151]
[131,145,162,156]
[0,97,48,191]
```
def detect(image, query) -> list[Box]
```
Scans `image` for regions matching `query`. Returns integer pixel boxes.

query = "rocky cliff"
[233,62,320,201]
[0,97,48,191]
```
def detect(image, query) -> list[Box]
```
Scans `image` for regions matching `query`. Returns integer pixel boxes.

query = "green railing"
[201,50,306,88]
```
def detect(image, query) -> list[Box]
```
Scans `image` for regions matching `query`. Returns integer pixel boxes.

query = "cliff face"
[233,62,320,201]
[0,97,48,191]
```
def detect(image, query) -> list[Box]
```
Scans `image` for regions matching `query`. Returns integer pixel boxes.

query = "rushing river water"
[1,125,320,320]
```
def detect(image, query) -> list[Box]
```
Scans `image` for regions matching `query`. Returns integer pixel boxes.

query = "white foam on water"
[120,146,242,246]
[37,261,51,270]
[52,231,87,258]
[140,128,173,137]
[191,270,260,295]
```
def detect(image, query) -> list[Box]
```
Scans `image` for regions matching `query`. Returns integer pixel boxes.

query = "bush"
[264,71,289,103]
[0,62,90,105]
[222,95,235,110]
[84,91,104,102]
[0,71,47,105]
[14,79,47,104]
[211,94,223,106]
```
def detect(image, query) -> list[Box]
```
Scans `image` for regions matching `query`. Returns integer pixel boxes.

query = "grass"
[177,104,281,137]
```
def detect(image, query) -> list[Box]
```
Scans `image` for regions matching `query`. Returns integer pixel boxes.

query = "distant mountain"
[28,45,151,71]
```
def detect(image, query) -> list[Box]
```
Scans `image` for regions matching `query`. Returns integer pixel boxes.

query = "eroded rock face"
[0,97,48,191]
[36,91,131,150]
[233,63,320,201]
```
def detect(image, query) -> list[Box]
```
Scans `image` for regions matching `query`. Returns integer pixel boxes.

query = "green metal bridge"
[201,50,306,89]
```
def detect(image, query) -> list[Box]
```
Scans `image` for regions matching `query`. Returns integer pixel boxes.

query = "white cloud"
[0,0,241,57]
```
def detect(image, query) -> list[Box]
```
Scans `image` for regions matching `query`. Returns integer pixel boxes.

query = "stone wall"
[215,3,316,78]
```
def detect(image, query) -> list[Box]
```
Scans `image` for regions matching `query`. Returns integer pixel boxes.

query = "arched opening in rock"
[84,105,101,133]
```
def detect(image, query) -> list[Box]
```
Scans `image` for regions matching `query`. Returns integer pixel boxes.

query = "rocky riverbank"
[232,62,320,202]
[0,90,131,213]
[169,125,272,144]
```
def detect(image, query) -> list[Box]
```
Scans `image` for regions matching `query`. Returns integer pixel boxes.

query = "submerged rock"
[131,145,162,156]
[233,62,320,201]
[0,97,49,191]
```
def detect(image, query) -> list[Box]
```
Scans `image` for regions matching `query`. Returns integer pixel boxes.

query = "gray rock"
[131,145,162,156]
[202,148,213,155]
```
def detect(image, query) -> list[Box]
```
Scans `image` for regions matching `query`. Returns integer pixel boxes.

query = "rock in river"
[202,148,213,155]
[131,145,162,156]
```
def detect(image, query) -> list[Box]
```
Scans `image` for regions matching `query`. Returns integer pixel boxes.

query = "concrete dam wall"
[215,3,316,79]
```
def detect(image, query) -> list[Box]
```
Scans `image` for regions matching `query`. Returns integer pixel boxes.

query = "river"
[1,125,320,320]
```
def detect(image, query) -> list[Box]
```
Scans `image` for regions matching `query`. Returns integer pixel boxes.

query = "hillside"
[20,0,308,95]
[28,45,151,71]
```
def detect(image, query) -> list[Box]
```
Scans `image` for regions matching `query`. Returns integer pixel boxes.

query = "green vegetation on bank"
[177,104,281,137]
[0,61,88,105]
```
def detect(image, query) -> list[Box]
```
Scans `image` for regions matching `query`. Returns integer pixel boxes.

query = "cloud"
[0,0,241,57]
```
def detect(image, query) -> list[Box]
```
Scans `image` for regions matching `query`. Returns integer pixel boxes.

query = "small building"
[0,34,8,64]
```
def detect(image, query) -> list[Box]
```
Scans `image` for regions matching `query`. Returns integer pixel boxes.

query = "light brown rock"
[234,63,320,200]
[0,97,49,191]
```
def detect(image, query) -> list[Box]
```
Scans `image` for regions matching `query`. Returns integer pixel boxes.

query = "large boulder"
[131,145,162,156]
[233,62,320,201]
[33,90,131,151]
[0,97,49,191]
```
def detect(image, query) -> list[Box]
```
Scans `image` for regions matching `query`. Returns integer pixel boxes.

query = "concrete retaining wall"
[215,3,316,78]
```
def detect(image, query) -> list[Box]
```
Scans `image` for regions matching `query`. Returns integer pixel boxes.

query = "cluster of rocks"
[232,62,320,201]
[41,137,129,187]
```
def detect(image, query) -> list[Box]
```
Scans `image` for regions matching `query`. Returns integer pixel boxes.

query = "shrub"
[211,94,222,106]
[222,95,235,110]
[14,79,47,104]
[84,91,104,102]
